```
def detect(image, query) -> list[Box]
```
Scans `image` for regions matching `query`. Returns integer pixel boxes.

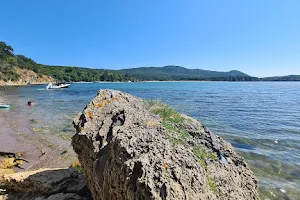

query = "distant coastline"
[2,41,300,84]
[2,79,300,87]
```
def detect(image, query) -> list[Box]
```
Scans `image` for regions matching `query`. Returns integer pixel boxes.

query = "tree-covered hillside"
[2,41,299,83]
[118,65,258,81]
[0,42,21,81]
[261,75,300,81]
[38,65,134,82]
[0,41,135,83]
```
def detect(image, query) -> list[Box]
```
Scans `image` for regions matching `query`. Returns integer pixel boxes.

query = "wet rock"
[72,89,259,200]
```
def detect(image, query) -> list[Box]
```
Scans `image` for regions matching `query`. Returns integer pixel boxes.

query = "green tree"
[0,42,14,59]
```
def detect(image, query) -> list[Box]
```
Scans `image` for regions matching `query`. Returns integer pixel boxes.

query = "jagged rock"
[0,168,91,200]
[72,89,259,200]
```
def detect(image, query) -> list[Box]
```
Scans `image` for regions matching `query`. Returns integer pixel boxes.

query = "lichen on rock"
[72,89,259,200]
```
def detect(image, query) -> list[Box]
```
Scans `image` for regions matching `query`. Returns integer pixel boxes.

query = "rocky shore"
[0,90,259,199]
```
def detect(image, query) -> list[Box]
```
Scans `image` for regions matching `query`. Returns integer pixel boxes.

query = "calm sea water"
[1,82,300,199]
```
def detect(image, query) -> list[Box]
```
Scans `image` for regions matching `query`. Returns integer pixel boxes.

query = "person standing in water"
[27,101,36,106]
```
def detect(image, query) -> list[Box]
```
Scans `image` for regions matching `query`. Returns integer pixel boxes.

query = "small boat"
[0,104,10,108]
[46,82,70,89]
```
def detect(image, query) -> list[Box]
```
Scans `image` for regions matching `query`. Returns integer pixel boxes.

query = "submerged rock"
[72,89,259,200]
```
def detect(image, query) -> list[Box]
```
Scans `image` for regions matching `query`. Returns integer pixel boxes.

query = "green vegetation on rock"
[192,146,217,168]
[208,176,218,192]
[149,101,190,144]
[150,100,219,173]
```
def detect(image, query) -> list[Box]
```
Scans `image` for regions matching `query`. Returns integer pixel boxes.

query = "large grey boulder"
[0,168,91,200]
[72,89,259,200]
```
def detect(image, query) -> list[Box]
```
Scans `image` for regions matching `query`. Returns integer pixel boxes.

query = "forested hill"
[38,65,134,82]
[260,75,300,81]
[0,41,135,83]
[2,41,299,83]
[0,41,256,83]
[117,66,257,81]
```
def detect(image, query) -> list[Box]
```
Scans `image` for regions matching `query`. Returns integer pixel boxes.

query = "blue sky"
[1,0,300,77]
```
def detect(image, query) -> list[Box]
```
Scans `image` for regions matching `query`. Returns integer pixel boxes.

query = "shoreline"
[0,95,76,174]
[0,96,41,172]
[1,80,300,87]
[141,80,211,82]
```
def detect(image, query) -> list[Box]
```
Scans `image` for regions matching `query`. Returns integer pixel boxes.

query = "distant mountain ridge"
[117,65,255,81]
[2,41,300,83]
[260,75,300,81]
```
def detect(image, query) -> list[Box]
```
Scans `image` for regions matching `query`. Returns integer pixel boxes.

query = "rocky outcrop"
[72,89,259,200]
[0,68,54,86]
[0,168,91,200]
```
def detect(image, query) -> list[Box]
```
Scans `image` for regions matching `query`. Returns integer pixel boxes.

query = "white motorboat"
[46,82,70,89]
[0,104,10,108]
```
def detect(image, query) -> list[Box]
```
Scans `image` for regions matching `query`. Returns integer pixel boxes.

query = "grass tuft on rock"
[208,176,219,193]
[192,146,217,168]
[146,100,190,144]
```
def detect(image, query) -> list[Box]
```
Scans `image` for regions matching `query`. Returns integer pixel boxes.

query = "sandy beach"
[0,95,76,172]
[0,107,41,171]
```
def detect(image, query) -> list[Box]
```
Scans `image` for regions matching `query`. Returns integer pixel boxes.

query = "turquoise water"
[1,82,300,199]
